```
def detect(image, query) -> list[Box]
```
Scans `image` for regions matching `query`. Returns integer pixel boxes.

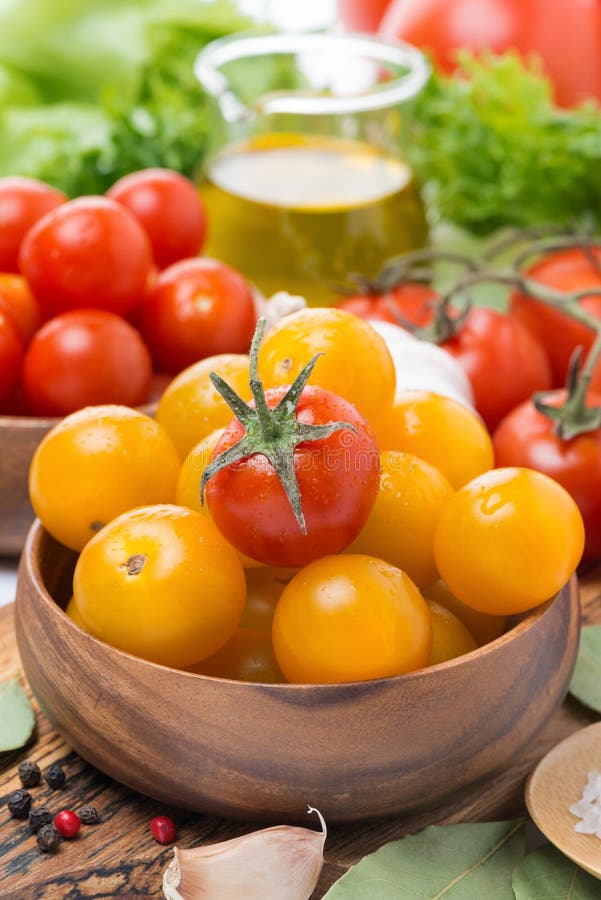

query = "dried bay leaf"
[324,820,524,899]
[0,677,35,752]
[569,626,601,713]
[513,844,600,898]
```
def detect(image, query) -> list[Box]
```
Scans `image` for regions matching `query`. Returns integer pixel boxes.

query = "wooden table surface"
[1,569,600,900]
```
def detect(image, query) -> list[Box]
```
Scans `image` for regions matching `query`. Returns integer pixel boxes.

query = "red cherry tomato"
[441,306,552,431]
[206,386,380,568]
[510,248,601,391]
[0,309,24,404]
[493,389,601,561]
[380,0,601,107]
[23,309,152,417]
[107,168,207,269]
[140,258,257,374]
[19,196,153,319]
[336,283,436,325]
[0,176,65,273]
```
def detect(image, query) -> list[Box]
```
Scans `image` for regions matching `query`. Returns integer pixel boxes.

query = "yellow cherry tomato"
[241,566,297,630]
[156,354,250,458]
[375,390,494,488]
[272,554,432,684]
[257,308,395,424]
[176,427,262,569]
[434,467,585,615]
[348,451,453,588]
[30,405,179,552]
[425,580,507,646]
[65,596,85,628]
[427,600,477,666]
[73,505,246,668]
[176,428,223,512]
[187,629,284,683]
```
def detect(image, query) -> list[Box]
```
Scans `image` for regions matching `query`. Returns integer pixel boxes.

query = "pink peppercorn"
[150,815,176,844]
[54,809,81,839]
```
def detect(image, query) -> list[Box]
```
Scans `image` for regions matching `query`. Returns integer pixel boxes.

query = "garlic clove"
[163,806,326,900]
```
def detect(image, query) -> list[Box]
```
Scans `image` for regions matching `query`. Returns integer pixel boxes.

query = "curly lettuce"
[412,53,601,233]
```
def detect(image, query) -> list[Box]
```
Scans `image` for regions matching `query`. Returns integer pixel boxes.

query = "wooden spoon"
[526,721,601,879]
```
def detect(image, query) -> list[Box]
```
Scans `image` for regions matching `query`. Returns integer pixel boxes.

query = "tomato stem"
[533,337,601,439]
[248,319,278,440]
[200,317,356,533]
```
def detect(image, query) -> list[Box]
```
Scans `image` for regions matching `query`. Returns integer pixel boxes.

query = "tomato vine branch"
[346,231,601,438]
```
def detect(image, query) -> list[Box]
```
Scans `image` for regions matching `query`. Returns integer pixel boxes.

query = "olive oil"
[201,134,428,306]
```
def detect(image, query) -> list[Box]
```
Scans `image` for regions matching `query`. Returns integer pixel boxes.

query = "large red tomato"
[510,248,601,391]
[338,0,392,32]
[23,309,152,417]
[19,197,153,319]
[0,176,66,273]
[493,390,601,560]
[205,385,380,568]
[140,258,257,374]
[441,306,552,430]
[380,0,601,107]
[107,168,207,269]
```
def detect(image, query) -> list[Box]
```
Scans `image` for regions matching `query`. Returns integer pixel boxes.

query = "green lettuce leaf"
[0,1,248,194]
[0,0,244,103]
[0,103,111,185]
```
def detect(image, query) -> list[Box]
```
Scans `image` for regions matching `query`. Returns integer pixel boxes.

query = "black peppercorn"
[29,807,53,834]
[79,805,99,825]
[18,761,41,788]
[7,789,32,819]
[44,763,66,790]
[36,824,62,853]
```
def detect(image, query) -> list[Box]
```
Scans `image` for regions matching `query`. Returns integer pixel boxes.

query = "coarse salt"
[569,770,601,838]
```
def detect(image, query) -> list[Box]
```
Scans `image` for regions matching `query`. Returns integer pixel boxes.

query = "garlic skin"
[162,806,326,900]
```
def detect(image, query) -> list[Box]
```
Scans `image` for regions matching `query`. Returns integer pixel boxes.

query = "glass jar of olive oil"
[195,33,429,306]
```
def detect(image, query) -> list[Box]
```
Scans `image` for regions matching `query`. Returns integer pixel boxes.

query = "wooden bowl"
[16,521,580,824]
[0,414,56,556]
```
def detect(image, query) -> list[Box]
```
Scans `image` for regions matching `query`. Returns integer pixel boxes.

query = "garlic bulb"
[254,289,308,331]
[162,806,326,900]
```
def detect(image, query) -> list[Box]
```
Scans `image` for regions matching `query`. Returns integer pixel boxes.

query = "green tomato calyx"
[200,316,355,533]
[534,346,601,440]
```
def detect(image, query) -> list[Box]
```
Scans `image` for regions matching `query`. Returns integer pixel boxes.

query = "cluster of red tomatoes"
[338,246,601,562]
[28,306,584,685]
[0,170,257,418]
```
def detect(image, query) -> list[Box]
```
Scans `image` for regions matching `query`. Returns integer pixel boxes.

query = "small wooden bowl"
[0,414,56,556]
[16,522,580,824]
